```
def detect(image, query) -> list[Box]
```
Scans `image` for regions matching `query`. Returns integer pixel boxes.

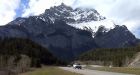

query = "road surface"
[59,67,135,75]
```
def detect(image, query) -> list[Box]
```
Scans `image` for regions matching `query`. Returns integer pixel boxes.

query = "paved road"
[59,67,135,75]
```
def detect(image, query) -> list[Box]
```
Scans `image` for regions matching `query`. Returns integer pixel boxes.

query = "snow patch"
[54,13,60,16]
[39,17,46,21]
[49,17,55,23]
[68,19,115,37]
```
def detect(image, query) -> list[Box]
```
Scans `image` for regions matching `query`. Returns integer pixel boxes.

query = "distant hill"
[78,46,140,67]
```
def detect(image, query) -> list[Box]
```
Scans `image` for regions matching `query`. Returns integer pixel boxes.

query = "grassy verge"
[85,66,140,75]
[20,66,81,75]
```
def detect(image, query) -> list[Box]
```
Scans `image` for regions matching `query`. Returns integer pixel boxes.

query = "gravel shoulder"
[59,67,135,75]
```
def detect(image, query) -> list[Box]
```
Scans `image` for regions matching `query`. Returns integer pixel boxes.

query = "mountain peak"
[45,3,73,14]
[59,3,69,8]
[42,3,105,24]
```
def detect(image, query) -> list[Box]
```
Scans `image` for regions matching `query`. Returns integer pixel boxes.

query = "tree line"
[78,46,140,67]
[0,37,65,72]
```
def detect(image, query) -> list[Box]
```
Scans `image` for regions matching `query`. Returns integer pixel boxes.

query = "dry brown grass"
[19,66,81,75]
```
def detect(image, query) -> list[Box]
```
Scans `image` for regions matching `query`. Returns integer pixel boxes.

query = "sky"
[0,0,140,38]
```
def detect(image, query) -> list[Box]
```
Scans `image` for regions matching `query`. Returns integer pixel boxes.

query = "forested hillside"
[78,46,140,67]
[0,38,62,69]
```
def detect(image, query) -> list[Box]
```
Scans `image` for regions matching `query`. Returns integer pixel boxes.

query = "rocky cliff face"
[94,25,138,48]
[0,3,138,60]
[5,16,98,60]
[129,52,140,68]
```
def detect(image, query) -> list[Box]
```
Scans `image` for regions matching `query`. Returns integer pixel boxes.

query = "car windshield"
[74,63,80,65]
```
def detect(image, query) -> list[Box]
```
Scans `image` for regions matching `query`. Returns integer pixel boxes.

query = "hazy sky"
[0,0,140,38]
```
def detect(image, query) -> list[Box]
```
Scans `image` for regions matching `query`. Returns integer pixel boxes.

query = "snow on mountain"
[39,3,116,38]
[10,3,115,38]
[8,17,26,26]
[68,19,115,37]
[66,7,105,23]
[41,3,105,24]
[9,3,120,38]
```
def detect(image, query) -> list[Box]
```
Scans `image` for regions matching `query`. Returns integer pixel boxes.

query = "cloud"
[71,0,140,38]
[105,0,140,38]
[0,0,21,25]
[22,0,75,17]
[22,0,116,17]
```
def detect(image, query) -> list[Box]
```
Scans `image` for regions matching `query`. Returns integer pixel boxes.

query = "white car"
[73,63,82,69]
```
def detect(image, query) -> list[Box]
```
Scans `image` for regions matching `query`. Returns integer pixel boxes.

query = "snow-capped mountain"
[40,3,105,23]
[2,3,139,60]
[9,3,111,38]
[40,3,114,37]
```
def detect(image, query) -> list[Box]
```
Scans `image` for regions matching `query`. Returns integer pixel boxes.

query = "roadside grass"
[85,65,140,75]
[20,66,81,75]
